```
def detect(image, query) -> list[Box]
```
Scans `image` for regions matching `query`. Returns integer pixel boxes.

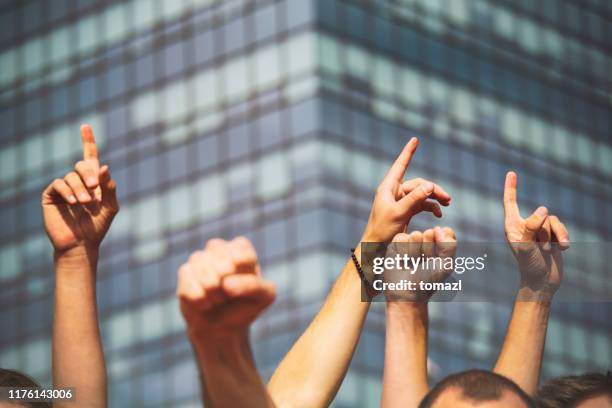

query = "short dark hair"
[537,372,612,408]
[0,368,52,408]
[419,369,535,408]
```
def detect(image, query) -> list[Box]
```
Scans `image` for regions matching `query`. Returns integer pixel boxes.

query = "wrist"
[187,325,249,348]
[54,245,99,271]
[190,327,252,364]
[516,284,557,303]
[386,301,427,315]
[361,230,385,243]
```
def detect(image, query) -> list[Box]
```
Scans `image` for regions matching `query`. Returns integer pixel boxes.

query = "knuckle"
[214,260,235,276]
[411,231,423,239]
[393,232,410,242]
[65,172,78,181]
[188,251,203,263]
[204,273,221,288]
[206,238,226,249]
[177,264,189,279]
[232,236,252,248]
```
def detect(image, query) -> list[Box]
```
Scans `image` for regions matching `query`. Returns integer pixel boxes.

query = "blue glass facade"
[0,0,610,406]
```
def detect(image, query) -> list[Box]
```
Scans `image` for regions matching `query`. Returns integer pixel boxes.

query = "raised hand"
[384,227,457,302]
[177,237,276,339]
[503,171,570,297]
[42,125,118,253]
[362,137,451,243]
[494,171,570,395]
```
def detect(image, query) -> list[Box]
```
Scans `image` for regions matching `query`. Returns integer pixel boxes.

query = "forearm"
[53,246,106,408]
[268,244,370,408]
[381,302,429,408]
[191,332,274,408]
[493,288,551,395]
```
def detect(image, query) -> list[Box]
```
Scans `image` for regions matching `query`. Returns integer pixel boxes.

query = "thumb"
[434,226,457,258]
[397,182,434,217]
[522,206,548,242]
[222,274,276,305]
[99,165,119,211]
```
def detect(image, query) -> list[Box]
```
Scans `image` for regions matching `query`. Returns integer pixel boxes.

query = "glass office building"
[0,0,610,406]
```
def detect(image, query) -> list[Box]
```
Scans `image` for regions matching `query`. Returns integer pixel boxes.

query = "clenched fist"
[384,227,457,302]
[362,137,451,243]
[503,171,570,298]
[177,237,276,339]
[42,125,118,253]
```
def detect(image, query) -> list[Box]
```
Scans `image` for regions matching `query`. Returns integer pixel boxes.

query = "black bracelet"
[350,247,377,298]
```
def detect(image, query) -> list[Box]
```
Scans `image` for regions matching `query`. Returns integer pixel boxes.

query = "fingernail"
[536,207,548,217]
[86,177,97,187]
[68,195,77,204]
[421,182,434,195]
[560,237,570,243]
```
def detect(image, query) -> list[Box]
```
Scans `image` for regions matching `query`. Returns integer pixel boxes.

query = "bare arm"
[43,125,118,408]
[53,247,107,408]
[267,244,370,407]
[493,171,570,395]
[381,227,456,408]
[269,138,452,407]
[177,237,276,407]
[191,332,274,408]
[494,297,551,395]
[382,303,429,408]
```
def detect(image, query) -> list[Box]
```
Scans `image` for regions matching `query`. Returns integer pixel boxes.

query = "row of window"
[0,11,315,146]
[0,0,312,101]
[0,0,224,85]
[393,0,612,48]
[318,34,612,177]
[319,1,611,134]
[344,0,612,96]
[3,0,610,144]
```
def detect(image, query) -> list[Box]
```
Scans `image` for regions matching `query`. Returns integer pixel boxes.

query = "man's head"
[537,372,612,408]
[0,369,51,408]
[419,369,534,408]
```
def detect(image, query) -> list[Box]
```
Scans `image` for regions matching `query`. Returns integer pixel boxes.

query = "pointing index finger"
[80,124,99,163]
[503,171,520,220]
[384,137,418,184]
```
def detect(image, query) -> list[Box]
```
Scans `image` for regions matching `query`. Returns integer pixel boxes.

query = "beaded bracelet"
[350,247,377,299]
